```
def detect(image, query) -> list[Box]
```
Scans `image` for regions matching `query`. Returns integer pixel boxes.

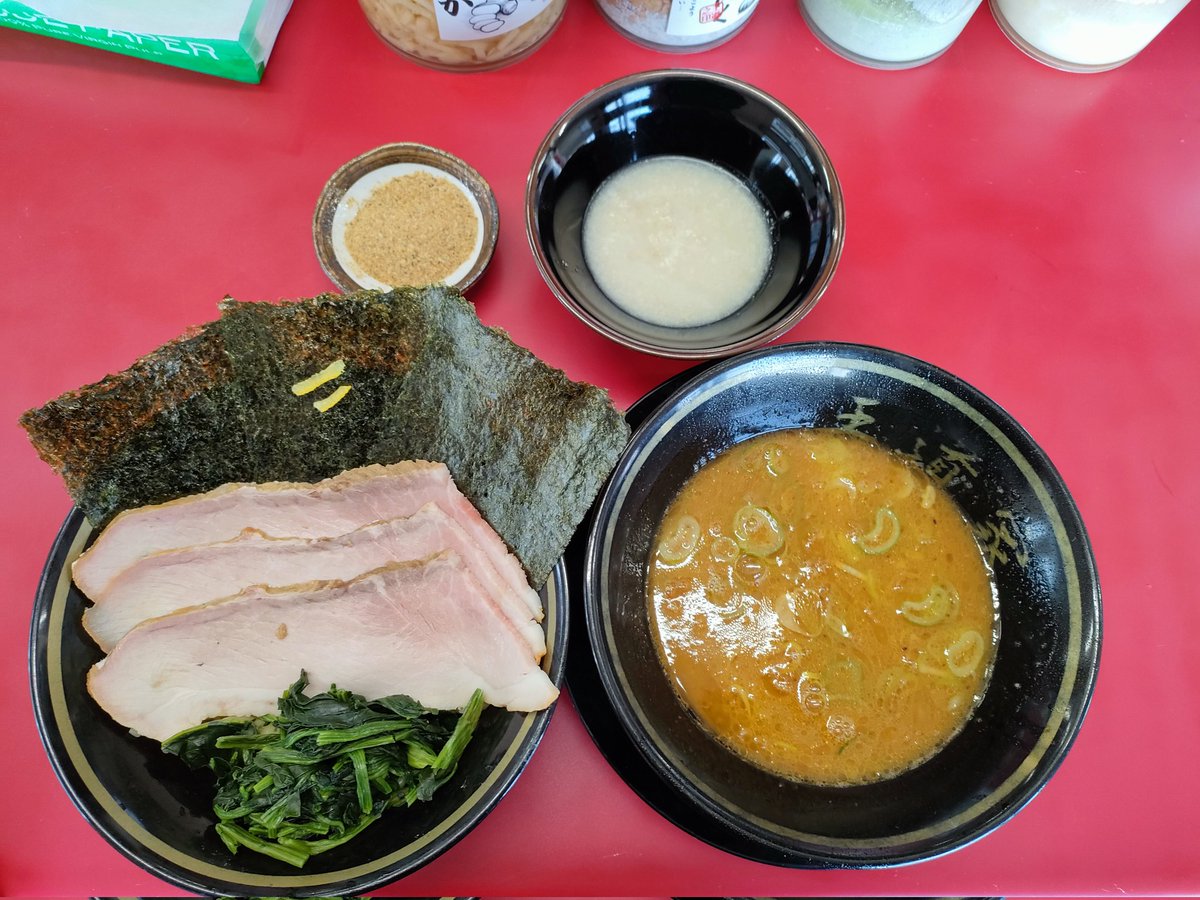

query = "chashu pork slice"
[88,552,558,743]
[73,461,541,621]
[82,504,546,658]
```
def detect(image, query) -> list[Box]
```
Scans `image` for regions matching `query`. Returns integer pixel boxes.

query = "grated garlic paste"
[582,156,772,329]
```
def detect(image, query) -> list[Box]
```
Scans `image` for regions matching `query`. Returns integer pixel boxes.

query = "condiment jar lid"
[313,143,499,294]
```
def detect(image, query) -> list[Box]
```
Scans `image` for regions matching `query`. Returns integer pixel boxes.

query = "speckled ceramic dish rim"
[314,142,500,295]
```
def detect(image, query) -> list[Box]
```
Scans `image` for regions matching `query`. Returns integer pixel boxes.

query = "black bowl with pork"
[30,509,568,897]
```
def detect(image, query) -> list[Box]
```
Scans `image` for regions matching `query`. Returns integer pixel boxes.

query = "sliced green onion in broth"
[900,584,959,626]
[857,506,901,555]
[733,504,784,556]
[657,514,700,564]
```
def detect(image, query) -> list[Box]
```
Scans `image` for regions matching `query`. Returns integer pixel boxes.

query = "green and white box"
[0,0,293,82]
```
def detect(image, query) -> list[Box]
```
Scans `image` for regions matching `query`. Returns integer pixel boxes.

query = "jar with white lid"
[359,0,567,71]
[797,0,983,68]
[595,0,761,51]
[990,0,1191,72]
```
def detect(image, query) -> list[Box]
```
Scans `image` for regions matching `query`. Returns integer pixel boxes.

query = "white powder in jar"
[992,0,1189,67]
[582,156,773,329]
[798,0,981,65]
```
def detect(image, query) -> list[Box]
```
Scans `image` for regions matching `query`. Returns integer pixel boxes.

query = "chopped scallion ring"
[857,506,900,555]
[900,584,959,626]
[656,515,700,564]
[946,630,985,677]
[733,504,784,556]
[710,535,739,563]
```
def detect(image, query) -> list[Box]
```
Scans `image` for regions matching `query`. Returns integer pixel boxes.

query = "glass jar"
[595,0,761,51]
[990,0,1191,72]
[797,0,982,68]
[359,0,567,71]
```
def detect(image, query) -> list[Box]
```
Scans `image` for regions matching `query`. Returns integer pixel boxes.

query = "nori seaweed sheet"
[19,286,630,588]
[368,289,626,590]
[215,292,424,485]
[18,324,257,514]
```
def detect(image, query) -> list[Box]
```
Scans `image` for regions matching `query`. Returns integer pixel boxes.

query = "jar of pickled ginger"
[359,0,567,71]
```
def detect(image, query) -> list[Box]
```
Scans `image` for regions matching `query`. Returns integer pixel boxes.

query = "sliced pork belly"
[88,552,558,742]
[72,461,541,621]
[82,504,545,658]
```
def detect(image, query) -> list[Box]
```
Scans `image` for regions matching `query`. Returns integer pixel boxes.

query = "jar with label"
[990,0,1191,72]
[797,0,982,68]
[595,0,761,51]
[358,0,567,71]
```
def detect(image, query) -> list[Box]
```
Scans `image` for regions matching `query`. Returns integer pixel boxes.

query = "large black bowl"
[30,510,567,896]
[526,70,844,359]
[584,342,1101,866]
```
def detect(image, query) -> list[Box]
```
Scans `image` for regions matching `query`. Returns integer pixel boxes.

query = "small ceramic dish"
[30,510,566,896]
[526,70,844,359]
[583,343,1101,865]
[314,143,499,294]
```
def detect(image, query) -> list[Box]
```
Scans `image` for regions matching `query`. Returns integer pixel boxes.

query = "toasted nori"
[215,291,424,486]
[18,324,257,519]
[367,288,627,589]
[19,286,629,588]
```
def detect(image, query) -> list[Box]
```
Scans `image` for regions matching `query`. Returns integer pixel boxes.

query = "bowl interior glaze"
[585,343,1101,865]
[527,70,843,358]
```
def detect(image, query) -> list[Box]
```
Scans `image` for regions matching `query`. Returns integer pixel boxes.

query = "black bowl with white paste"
[525,70,844,359]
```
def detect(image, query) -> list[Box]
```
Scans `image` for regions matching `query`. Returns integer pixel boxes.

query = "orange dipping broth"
[648,428,999,785]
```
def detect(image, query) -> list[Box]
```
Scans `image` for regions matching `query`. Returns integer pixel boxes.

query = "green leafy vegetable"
[163,672,485,868]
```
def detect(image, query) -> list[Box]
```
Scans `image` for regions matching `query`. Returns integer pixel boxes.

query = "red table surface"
[2,1,1198,896]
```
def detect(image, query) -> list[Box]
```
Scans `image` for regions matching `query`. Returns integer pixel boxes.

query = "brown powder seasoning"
[343,171,480,287]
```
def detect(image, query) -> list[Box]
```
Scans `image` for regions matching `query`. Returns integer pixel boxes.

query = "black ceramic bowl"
[30,510,567,896]
[526,70,844,359]
[584,343,1101,866]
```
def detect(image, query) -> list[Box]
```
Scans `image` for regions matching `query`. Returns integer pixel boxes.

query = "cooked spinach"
[163,672,484,868]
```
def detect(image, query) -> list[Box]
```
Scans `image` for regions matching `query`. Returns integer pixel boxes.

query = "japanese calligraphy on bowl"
[583,341,1102,867]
